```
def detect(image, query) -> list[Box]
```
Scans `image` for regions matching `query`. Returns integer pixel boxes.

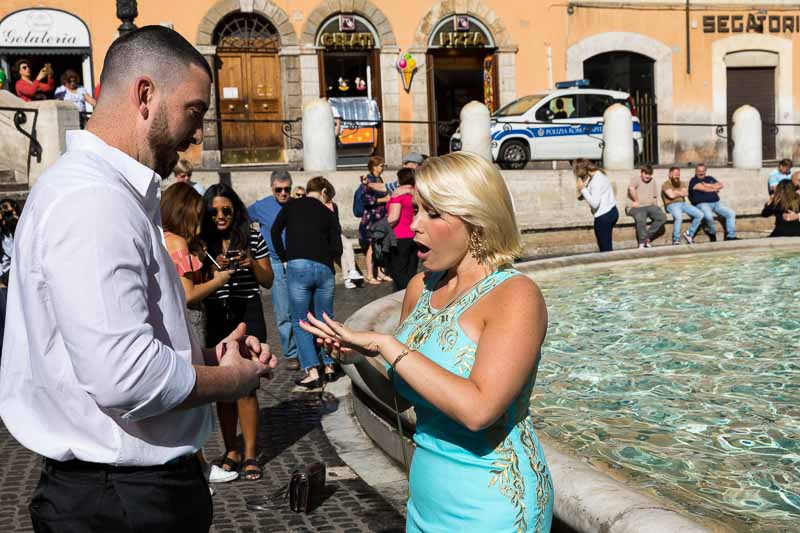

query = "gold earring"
[469,229,486,263]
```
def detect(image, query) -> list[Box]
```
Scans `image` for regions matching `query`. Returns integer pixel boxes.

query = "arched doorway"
[584,51,656,163]
[316,14,383,167]
[214,13,283,164]
[427,15,497,155]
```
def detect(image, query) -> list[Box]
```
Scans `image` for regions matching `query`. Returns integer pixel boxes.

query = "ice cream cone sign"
[396,52,418,93]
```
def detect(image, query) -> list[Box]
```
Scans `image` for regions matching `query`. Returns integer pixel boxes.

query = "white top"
[0,130,211,466]
[55,85,90,113]
[580,171,617,218]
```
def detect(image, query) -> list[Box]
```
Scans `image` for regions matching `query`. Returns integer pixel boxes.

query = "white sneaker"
[347,270,364,281]
[344,279,356,289]
[683,231,694,244]
[638,243,646,249]
[208,464,239,483]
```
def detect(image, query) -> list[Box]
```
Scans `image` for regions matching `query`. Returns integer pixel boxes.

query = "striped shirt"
[207,229,269,301]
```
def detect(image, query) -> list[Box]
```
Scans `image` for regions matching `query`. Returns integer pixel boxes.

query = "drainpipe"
[685,0,691,74]
[546,44,554,89]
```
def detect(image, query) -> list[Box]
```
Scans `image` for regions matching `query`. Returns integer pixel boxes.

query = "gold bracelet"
[390,349,410,373]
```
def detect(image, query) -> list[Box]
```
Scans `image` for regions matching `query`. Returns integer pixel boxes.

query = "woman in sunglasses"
[54,69,96,112]
[200,184,274,481]
[12,58,54,102]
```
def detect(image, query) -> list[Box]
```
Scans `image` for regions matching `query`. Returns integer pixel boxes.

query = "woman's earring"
[469,229,486,263]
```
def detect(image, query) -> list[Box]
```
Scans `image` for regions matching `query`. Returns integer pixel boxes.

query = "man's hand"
[629,201,640,208]
[218,340,276,399]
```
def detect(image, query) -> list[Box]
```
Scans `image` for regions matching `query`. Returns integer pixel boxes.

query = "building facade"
[1,0,798,168]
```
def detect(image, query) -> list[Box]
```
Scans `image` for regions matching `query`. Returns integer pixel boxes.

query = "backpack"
[352,181,366,218]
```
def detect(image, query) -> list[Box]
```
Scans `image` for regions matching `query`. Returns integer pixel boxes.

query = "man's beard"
[147,103,179,179]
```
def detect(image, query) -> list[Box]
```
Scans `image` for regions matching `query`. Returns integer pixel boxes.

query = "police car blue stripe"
[492,121,641,141]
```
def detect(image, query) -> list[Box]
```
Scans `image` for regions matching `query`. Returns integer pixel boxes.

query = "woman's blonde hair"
[173,159,193,177]
[415,152,521,269]
[572,158,600,180]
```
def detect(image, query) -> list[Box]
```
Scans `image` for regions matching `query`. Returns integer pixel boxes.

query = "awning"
[0,47,90,56]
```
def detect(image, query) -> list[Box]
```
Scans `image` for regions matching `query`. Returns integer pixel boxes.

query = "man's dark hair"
[640,165,653,175]
[668,166,681,173]
[100,25,212,90]
[397,168,415,187]
[779,158,793,169]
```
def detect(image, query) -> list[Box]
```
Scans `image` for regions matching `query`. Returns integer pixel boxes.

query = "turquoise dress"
[390,268,554,533]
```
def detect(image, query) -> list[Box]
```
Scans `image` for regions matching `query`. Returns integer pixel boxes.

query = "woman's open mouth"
[416,242,430,259]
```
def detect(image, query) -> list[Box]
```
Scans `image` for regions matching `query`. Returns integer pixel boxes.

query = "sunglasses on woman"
[209,206,233,217]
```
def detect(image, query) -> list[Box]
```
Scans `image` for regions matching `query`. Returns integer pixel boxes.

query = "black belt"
[43,454,198,475]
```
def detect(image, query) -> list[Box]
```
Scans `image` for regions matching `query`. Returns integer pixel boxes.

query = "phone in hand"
[226,248,241,271]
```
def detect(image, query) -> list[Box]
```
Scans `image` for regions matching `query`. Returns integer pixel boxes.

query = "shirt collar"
[66,129,161,198]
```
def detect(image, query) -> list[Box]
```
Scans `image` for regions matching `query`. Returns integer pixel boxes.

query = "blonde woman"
[574,158,618,252]
[301,152,553,532]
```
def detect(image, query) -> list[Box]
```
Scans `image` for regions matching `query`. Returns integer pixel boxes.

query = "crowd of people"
[2,24,800,533]
[575,161,746,251]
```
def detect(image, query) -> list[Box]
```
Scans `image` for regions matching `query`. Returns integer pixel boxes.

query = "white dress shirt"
[0,130,211,466]
[580,171,617,218]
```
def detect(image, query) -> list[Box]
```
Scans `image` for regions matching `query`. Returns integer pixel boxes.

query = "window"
[535,95,576,121]
[494,94,542,117]
[578,94,615,119]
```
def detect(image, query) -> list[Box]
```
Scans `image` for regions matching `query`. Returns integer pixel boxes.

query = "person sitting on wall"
[688,163,737,242]
[767,159,794,195]
[761,179,800,237]
[626,165,667,248]
[12,59,54,101]
[662,166,704,245]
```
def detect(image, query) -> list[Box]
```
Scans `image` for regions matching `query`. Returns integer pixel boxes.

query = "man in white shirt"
[0,26,277,533]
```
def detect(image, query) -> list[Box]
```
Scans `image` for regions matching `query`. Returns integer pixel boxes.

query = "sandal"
[221,452,241,473]
[242,458,262,481]
[364,277,381,285]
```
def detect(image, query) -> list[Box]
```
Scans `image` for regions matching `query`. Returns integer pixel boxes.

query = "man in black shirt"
[688,163,737,241]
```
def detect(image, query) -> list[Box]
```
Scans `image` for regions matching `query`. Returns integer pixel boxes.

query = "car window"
[535,95,577,121]
[578,94,615,118]
[494,95,543,117]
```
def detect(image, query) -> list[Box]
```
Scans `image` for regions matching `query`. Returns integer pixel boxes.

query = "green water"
[533,250,800,532]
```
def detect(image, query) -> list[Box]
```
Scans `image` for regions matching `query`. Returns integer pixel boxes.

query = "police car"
[450,80,643,169]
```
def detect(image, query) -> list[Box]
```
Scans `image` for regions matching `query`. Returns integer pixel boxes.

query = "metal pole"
[685,0,691,74]
[116,0,139,36]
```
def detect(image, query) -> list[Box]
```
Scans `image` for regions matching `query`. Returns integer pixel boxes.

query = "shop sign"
[0,9,90,48]
[319,32,374,49]
[430,16,492,49]
[702,13,800,34]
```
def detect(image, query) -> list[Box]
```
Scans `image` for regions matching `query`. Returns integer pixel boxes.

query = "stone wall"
[185,166,778,257]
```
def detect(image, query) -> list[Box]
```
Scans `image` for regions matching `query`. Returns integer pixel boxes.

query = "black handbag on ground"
[289,462,326,513]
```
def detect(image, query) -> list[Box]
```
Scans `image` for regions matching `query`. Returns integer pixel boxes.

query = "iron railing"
[0,106,42,178]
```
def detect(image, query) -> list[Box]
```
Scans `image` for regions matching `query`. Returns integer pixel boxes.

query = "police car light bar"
[555,79,590,89]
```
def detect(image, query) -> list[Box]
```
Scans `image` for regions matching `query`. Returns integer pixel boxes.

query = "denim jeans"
[287,259,335,371]
[666,202,704,242]
[696,201,736,238]
[593,206,619,252]
[270,257,297,359]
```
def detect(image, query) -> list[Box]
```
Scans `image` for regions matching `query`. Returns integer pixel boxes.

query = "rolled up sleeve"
[42,186,196,421]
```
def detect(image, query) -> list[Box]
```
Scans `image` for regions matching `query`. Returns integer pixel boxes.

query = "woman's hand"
[299,312,386,357]
[36,68,48,81]
[212,268,233,285]
[575,177,585,192]
[237,255,253,270]
[215,254,231,269]
[782,210,800,222]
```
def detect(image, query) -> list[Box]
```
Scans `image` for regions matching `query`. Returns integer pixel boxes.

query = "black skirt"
[204,296,268,347]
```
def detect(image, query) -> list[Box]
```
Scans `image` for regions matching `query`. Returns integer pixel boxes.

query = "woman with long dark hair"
[359,155,391,284]
[387,168,418,291]
[12,58,54,101]
[200,183,273,481]
[272,177,342,388]
[762,179,800,237]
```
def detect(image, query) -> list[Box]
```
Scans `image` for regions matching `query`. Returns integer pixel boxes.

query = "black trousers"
[30,456,212,533]
[389,238,418,292]
[204,295,268,346]
[593,206,619,252]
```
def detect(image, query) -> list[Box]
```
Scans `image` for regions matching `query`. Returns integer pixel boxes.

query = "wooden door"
[248,53,283,161]
[217,51,283,164]
[727,67,776,161]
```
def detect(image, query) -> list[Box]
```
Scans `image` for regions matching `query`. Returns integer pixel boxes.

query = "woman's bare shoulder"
[485,273,545,315]
[164,233,189,253]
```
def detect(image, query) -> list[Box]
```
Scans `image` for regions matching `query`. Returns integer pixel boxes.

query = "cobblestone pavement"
[0,281,402,533]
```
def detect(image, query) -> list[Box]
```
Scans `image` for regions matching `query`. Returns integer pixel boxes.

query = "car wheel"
[498,140,529,170]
